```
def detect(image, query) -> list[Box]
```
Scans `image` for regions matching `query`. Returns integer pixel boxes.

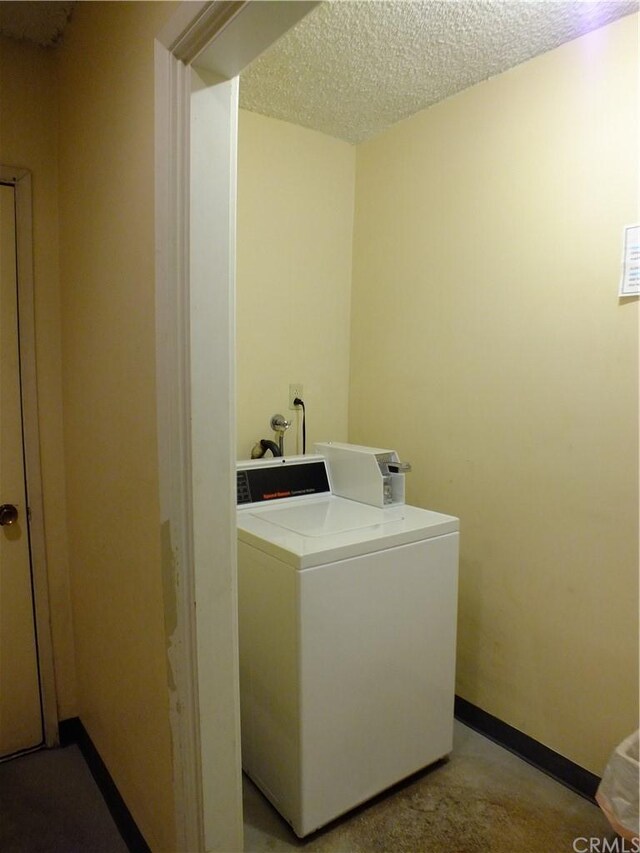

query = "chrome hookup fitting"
[270,413,291,456]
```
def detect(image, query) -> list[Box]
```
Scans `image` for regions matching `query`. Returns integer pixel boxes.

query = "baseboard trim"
[58,717,150,853]
[454,696,600,802]
[58,717,82,748]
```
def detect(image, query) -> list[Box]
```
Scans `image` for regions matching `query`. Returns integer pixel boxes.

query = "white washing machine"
[237,445,459,838]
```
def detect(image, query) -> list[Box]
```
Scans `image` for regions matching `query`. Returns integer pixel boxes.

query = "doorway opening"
[0,166,58,760]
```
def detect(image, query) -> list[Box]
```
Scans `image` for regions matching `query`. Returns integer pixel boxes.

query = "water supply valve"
[270,413,291,455]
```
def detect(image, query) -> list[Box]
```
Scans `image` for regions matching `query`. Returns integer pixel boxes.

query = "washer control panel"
[237,458,330,506]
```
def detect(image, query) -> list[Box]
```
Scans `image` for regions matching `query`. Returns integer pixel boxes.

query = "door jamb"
[155,3,319,849]
[0,165,59,749]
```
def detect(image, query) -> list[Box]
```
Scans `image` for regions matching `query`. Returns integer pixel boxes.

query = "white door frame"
[154,3,317,850]
[0,165,58,750]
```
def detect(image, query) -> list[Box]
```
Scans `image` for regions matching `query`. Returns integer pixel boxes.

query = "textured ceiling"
[0,1,73,47]
[239,0,639,144]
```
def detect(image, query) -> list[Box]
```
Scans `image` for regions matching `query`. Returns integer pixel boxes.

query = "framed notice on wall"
[619,224,640,296]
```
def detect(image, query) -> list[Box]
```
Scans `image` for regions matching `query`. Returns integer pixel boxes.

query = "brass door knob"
[0,504,18,526]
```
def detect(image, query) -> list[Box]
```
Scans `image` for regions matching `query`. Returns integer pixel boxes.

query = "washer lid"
[238,495,459,569]
[248,499,404,537]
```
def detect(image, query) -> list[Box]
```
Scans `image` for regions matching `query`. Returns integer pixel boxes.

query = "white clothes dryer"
[236,449,459,838]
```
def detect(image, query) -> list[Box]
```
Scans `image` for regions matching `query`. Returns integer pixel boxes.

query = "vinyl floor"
[0,744,126,853]
[0,723,617,853]
[243,722,617,853]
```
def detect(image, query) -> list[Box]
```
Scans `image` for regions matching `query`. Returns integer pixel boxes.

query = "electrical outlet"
[289,383,304,410]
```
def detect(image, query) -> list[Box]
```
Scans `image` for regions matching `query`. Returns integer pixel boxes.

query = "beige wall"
[56,3,176,849]
[0,36,76,719]
[2,12,634,851]
[236,110,355,459]
[350,14,639,775]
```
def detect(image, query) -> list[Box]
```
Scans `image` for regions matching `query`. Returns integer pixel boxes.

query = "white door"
[0,182,43,758]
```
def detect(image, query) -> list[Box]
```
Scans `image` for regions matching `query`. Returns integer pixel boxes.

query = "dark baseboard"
[58,717,82,748]
[454,696,600,802]
[58,717,150,853]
